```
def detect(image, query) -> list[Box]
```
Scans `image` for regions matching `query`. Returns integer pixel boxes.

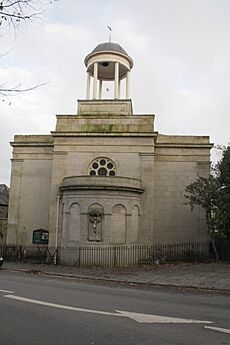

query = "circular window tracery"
[89,158,116,176]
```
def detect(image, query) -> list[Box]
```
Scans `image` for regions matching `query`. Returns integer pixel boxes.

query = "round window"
[89,157,116,176]
[92,162,98,169]
[107,162,113,169]
[98,167,107,176]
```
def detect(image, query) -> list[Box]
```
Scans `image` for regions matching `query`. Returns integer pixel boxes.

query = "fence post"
[113,246,117,267]
[79,247,81,267]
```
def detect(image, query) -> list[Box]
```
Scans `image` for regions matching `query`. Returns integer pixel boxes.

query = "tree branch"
[0,81,49,96]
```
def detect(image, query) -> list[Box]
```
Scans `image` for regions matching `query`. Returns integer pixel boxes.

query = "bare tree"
[0,0,56,97]
[0,0,44,32]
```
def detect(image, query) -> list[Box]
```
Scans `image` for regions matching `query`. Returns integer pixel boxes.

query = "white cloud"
[1,0,230,185]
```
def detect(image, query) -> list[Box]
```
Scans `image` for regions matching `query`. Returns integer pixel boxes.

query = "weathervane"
[107,25,112,42]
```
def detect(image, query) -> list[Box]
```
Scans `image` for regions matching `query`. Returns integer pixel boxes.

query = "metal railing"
[1,245,58,265]
[210,240,230,261]
[62,242,210,267]
[1,242,219,267]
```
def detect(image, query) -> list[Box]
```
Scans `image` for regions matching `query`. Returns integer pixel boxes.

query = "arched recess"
[111,204,126,244]
[68,203,81,242]
[88,203,104,241]
[88,203,104,211]
[130,205,139,243]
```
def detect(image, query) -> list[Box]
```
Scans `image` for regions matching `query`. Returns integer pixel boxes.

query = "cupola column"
[86,72,91,99]
[99,80,103,99]
[114,62,119,99]
[93,62,98,99]
[126,70,130,99]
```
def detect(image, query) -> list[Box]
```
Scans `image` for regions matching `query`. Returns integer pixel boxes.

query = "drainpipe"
[54,195,60,265]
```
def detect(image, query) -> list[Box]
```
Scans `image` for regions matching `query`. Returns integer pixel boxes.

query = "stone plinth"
[77,99,133,115]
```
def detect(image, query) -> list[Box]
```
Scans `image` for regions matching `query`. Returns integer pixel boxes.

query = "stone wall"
[7,101,212,258]
[151,134,211,244]
[7,136,53,245]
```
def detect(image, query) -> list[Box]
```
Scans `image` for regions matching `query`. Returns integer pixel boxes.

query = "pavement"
[1,261,230,293]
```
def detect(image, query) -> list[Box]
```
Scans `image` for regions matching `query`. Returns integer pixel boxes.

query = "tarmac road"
[0,270,229,345]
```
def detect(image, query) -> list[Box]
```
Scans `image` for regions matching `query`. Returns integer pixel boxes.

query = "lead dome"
[91,42,128,56]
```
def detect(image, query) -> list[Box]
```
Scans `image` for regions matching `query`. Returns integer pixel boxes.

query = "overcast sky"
[1,0,230,186]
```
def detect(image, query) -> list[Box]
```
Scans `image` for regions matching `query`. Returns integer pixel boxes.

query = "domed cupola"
[84,41,133,100]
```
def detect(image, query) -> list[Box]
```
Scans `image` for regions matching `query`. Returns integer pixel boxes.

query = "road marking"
[204,326,230,335]
[4,294,212,324]
[116,310,212,324]
[0,289,14,294]
[5,294,116,316]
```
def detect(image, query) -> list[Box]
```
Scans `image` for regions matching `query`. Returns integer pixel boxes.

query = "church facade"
[7,42,212,265]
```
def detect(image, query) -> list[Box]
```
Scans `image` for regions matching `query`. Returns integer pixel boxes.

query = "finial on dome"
[107,25,112,42]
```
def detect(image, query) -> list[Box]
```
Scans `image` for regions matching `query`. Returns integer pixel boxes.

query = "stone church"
[7,41,212,264]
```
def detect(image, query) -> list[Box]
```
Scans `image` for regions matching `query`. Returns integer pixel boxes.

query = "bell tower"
[84,42,133,100]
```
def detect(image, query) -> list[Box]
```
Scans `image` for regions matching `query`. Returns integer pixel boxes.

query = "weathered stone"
[6,42,213,265]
